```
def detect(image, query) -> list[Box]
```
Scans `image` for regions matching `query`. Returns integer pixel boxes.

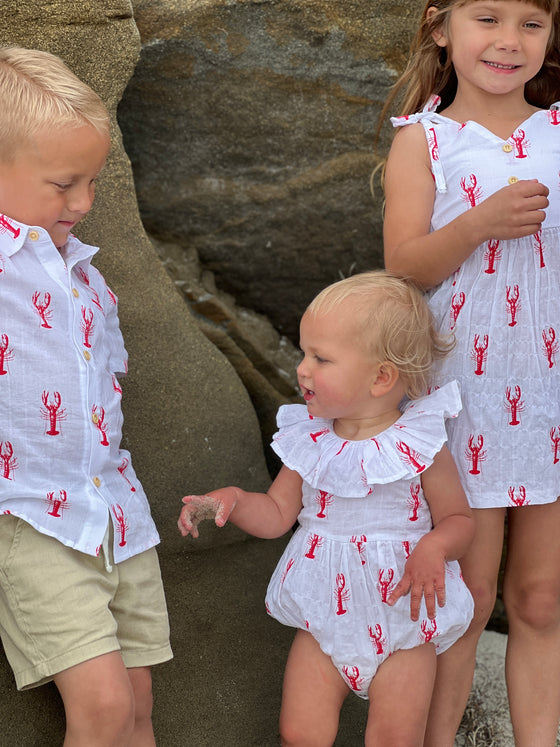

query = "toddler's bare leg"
[279,629,349,747]
[366,643,436,746]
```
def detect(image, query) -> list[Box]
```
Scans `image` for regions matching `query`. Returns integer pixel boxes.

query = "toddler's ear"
[370,361,400,396]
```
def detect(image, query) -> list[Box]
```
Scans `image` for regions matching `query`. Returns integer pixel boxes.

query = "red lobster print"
[550,427,560,464]
[0,334,14,375]
[80,307,95,348]
[334,573,350,615]
[377,568,395,603]
[112,374,123,396]
[506,285,520,327]
[542,328,558,368]
[421,619,438,644]
[368,624,387,655]
[471,334,489,376]
[342,666,364,692]
[396,441,426,473]
[305,533,324,559]
[118,457,136,491]
[315,489,334,518]
[510,129,529,158]
[484,239,502,274]
[76,267,103,312]
[92,405,109,446]
[534,231,546,269]
[41,391,66,436]
[508,486,529,506]
[309,427,329,443]
[548,110,560,125]
[46,489,69,518]
[407,482,422,521]
[505,386,524,426]
[403,541,411,559]
[450,292,465,331]
[351,535,367,565]
[111,504,129,547]
[0,441,17,479]
[281,558,294,585]
[460,174,482,207]
[465,434,486,475]
[0,214,20,238]
[32,292,53,328]
[427,127,440,161]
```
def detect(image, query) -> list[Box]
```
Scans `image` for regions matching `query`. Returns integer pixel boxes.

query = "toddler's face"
[0,123,110,249]
[297,305,380,423]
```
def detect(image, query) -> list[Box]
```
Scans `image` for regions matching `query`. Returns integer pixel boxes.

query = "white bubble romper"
[265,382,474,699]
[392,97,560,508]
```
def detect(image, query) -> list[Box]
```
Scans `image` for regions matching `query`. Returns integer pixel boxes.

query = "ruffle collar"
[271,381,461,496]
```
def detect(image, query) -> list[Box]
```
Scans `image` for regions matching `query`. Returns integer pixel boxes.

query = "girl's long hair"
[376,0,560,139]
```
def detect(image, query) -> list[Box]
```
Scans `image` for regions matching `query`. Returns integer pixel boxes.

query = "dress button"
[502,143,513,153]
[83,350,91,361]
[92,412,99,424]
[93,476,101,487]
[508,176,519,184]
[72,288,79,298]
[29,230,39,241]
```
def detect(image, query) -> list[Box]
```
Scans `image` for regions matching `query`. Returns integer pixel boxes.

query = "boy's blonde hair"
[306,271,453,399]
[0,46,110,161]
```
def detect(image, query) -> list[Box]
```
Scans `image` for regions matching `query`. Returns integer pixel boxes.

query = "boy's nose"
[69,186,95,215]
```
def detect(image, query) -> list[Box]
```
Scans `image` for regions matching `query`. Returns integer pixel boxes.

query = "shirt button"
[508,176,519,184]
[502,143,513,153]
[72,288,79,298]
[93,476,101,487]
[83,350,91,361]
[92,412,99,424]
[29,230,39,241]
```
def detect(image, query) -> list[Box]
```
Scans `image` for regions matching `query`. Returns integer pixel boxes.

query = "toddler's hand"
[177,490,237,538]
[386,538,446,621]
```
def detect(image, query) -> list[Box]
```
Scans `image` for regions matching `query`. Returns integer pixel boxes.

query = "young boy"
[0,47,172,745]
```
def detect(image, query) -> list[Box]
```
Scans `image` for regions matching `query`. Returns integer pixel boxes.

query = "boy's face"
[0,123,110,249]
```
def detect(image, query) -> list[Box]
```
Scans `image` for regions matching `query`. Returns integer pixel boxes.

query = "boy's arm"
[383,124,549,289]
[178,465,303,540]
[387,446,474,620]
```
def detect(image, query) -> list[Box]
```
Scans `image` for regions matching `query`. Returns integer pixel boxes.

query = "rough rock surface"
[118,0,415,340]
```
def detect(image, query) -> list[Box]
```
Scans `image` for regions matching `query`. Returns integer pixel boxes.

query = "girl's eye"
[315,355,328,364]
[53,182,71,190]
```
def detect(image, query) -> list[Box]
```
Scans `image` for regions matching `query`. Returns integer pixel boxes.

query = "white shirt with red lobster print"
[392,98,560,508]
[0,215,160,562]
[265,382,474,699]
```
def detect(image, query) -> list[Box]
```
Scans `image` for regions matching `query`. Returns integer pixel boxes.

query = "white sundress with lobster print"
[392,97,560,509]
[265,382,474,699]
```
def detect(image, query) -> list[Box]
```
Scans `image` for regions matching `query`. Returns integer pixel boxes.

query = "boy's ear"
[427,5,448,47]
[370,361,400,397]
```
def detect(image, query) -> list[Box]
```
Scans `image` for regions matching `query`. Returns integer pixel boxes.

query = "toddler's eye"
[53,182,71,190]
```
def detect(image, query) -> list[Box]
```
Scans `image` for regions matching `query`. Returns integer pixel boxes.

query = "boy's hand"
[177,490,237,538]
[386,536,446,621]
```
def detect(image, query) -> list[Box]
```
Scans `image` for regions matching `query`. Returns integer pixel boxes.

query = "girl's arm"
[178,465,304,540]
[387,446,475,620]
[383,124,549,289]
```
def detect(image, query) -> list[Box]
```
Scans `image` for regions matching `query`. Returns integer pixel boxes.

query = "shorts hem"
[16,636,119,691]
[121,644,173,670]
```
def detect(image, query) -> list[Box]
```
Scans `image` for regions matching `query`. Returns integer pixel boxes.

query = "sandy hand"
[178,492,236,538]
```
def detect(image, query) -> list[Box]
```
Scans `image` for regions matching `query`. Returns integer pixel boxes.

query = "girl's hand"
[473,179,549,242]
[177,488,238,538]
[386,535,447,621]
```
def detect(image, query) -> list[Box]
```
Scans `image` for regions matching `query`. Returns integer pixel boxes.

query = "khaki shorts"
[0,515,172,690]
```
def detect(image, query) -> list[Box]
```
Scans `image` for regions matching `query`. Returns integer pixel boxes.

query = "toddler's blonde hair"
[306,270,453,399]
[0,46,110,161]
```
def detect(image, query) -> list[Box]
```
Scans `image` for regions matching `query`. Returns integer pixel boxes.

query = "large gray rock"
[119,0,419,339]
